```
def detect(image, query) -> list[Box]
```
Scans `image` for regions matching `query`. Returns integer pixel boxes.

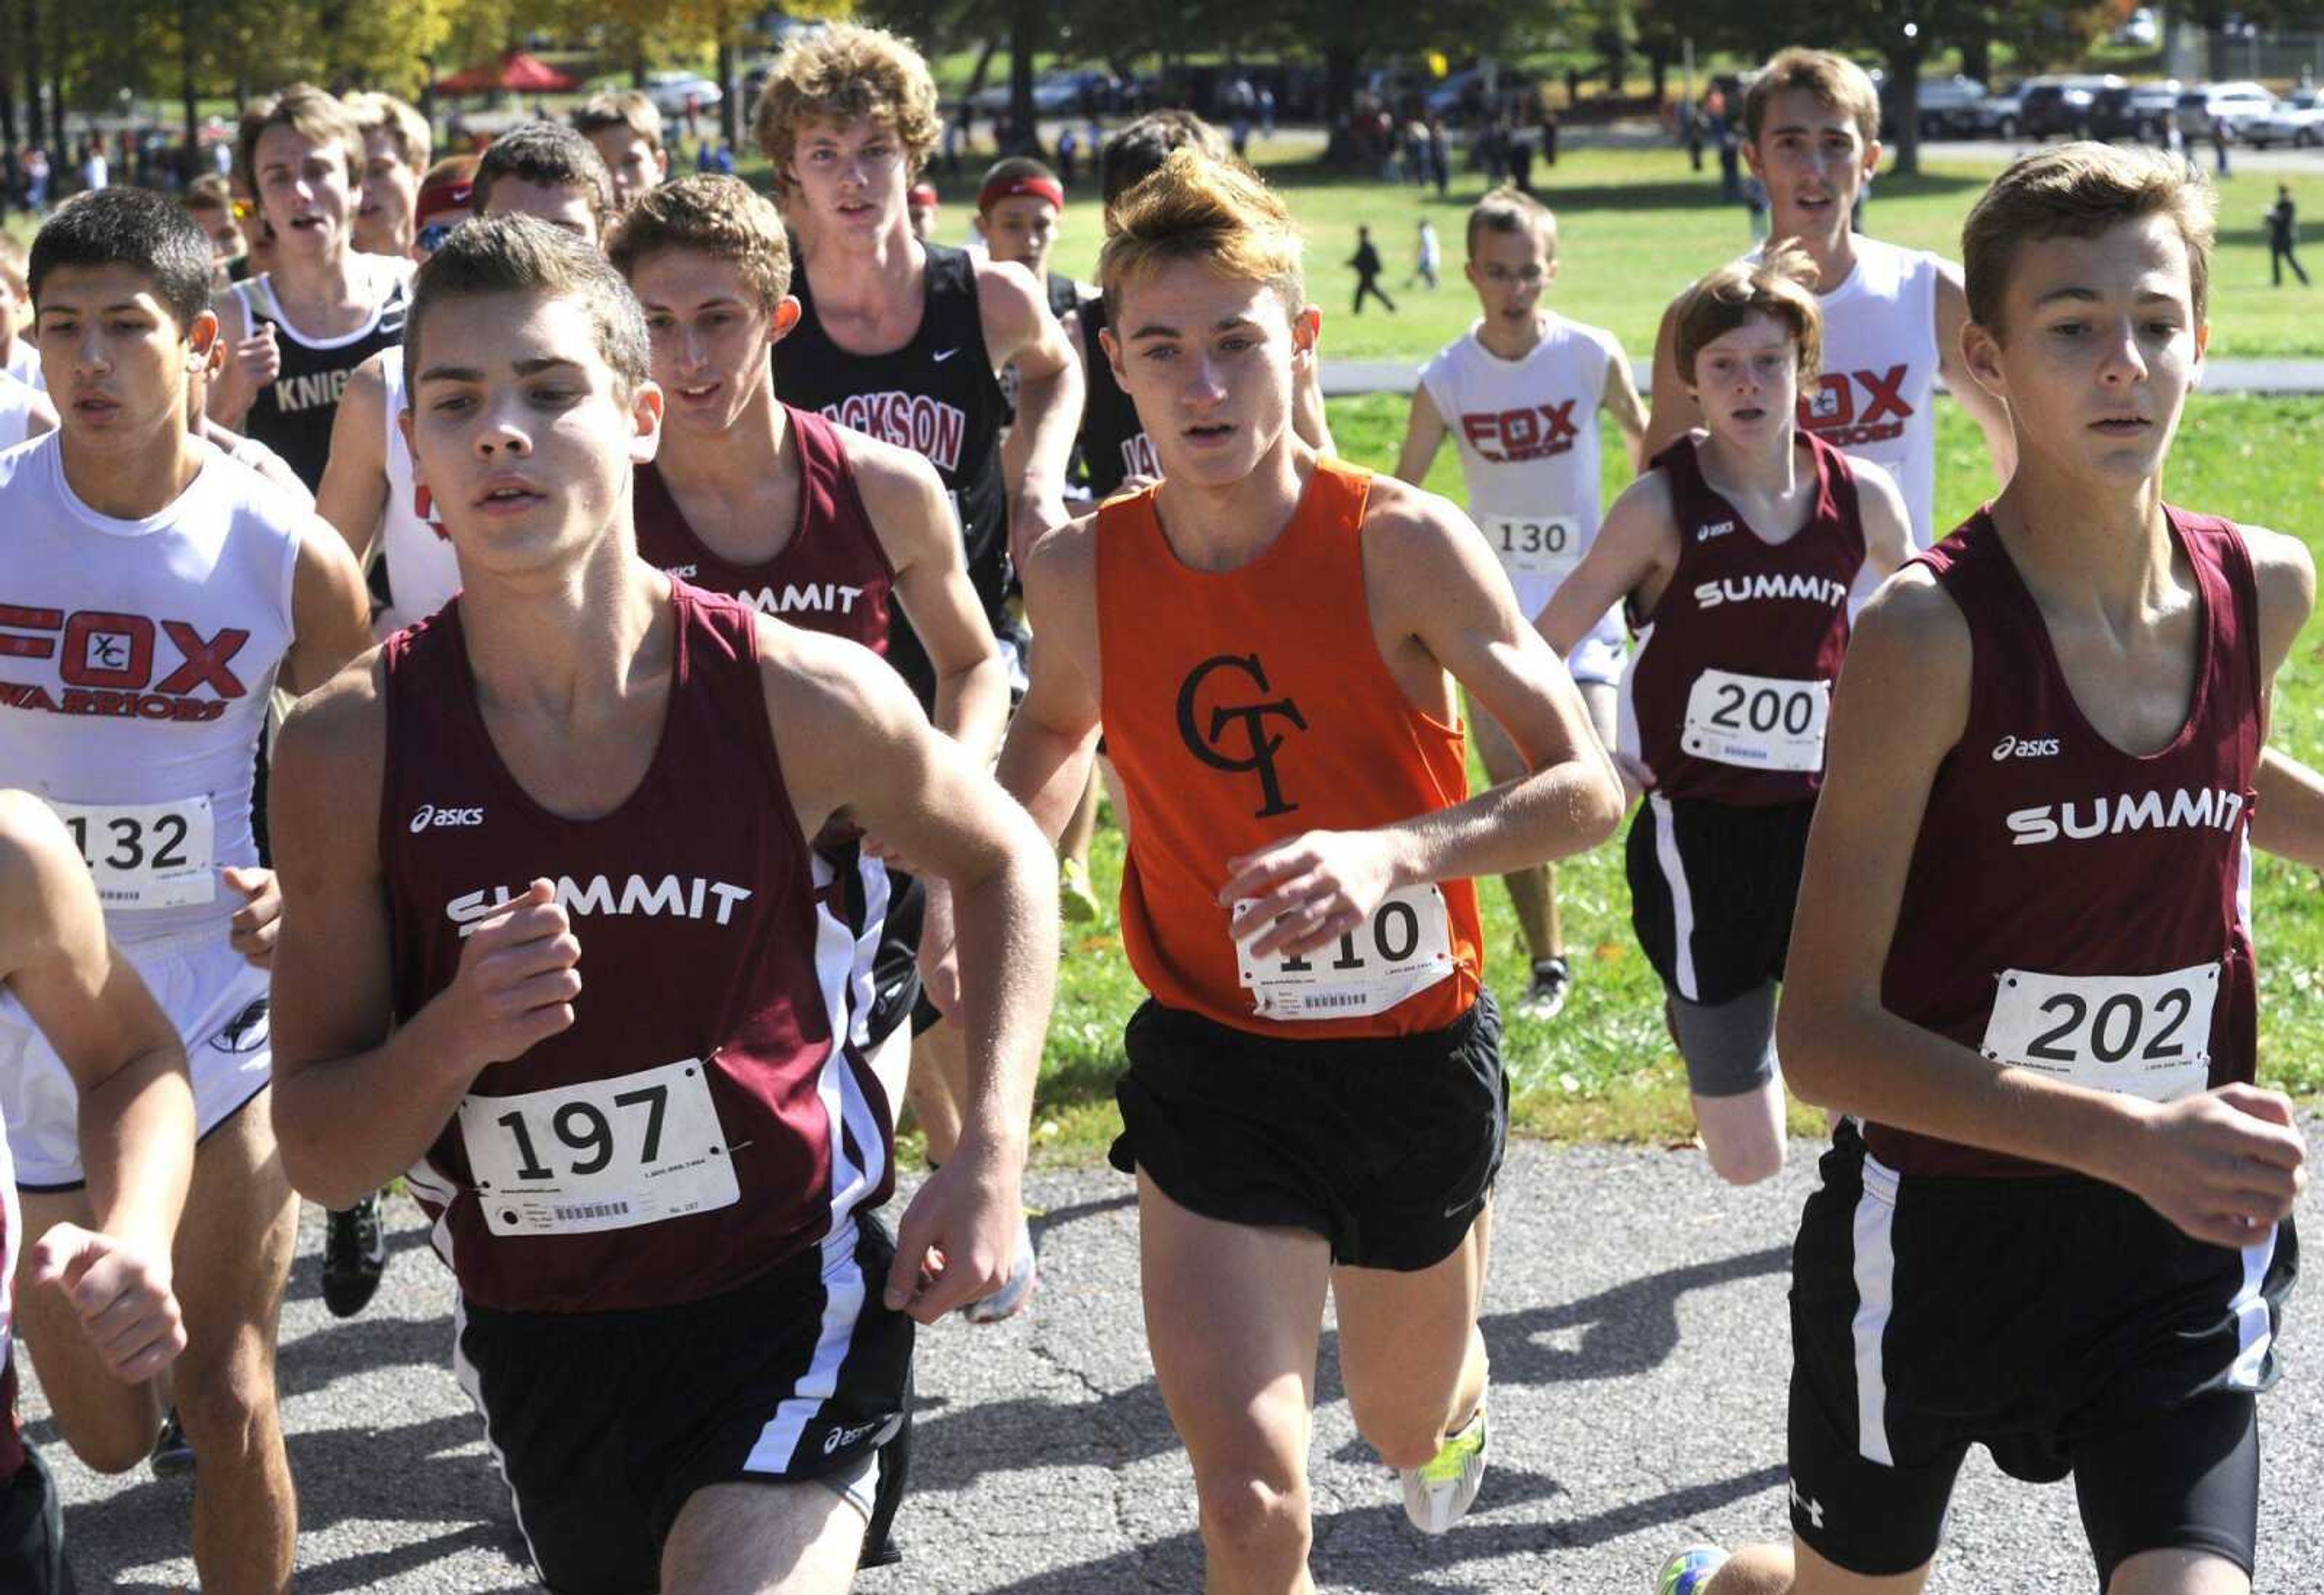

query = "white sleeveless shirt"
[376,346,464,629]
[0,435,305,947]
[0,370,41,452]
[1418,312,1625,620]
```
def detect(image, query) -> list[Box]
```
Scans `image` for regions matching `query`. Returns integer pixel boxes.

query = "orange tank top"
[1096,459,1485,1038]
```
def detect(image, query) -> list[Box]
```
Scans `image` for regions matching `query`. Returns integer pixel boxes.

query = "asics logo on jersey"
[1799,365,1913,448]
[821,392,967,473]
[665,564,699,579]
[1177,653,1308,820]
[1692,574,1849,610]
[409,803,486,832]
[446,874,755,937]
[1991,735,2062,761]
[2005,786,2246,846]
[273,367,353,415]
[1696,520,1735,542]
[0,605,252,723]
[1460,401,1579,464]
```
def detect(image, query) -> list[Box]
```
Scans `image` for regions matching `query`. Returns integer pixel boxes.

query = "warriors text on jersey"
[1873,508,2262,1178]
[1626,433,1865,806]
[0,433,304,946]
[1096,460,1485,1038]
[384,583,891,1312]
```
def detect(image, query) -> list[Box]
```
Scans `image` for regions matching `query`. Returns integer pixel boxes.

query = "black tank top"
[1077,294,1155,499]
[777,242,1009,697]
[233,266,412,493]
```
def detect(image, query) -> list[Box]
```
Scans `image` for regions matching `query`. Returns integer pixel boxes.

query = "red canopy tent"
[433,51,582,96]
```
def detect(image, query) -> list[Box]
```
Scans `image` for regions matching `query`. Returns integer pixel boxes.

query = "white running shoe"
[962,1211,1039,1324]
[1399,1399,1488,1534]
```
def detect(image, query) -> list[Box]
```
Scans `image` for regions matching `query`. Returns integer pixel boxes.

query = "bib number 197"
[1233,883,1456,1021]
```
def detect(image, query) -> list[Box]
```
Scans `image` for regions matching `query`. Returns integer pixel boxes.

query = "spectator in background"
[2268,183,2308,286]
[2212,111,2232,177]
[23,146,50,212]
[78,141,108,193]
[1428,114,1451,195]
[1350,223,1398,314]
[573,90,671,212]
[1541,103,1560,165]
[1744,171,1770,241]
[1509,123,1534,192]
[1408,216,1441,289]
[1259,84,1277,134]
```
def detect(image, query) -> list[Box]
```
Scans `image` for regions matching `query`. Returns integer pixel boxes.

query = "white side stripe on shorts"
[743,1225,868,1474]
[450,1294,548,1582]
[1849,1153,1901,1467]
[1648,792,1701,1002]
[2225,1222,2279,1391]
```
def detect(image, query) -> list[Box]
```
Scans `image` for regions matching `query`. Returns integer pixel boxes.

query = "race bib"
[1233,883,1456,1021]
[45,797,215,910]
[458,1057,740,1237]
[1681,669,1830,773]
[1484,515,1582,583]
[1979,962,2218,1103]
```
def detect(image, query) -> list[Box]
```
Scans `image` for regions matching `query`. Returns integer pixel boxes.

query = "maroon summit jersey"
[1872,509,2262,1179]
[382,582,892,1312]
[632,404,898,663]
[1627,432,1865,806]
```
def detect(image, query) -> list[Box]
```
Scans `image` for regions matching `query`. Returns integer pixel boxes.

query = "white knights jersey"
[0,434,306,947]
[377,347,463,628]
[1755,235,1942,551]
[1418,312,1623,622]
[0,370,41,452]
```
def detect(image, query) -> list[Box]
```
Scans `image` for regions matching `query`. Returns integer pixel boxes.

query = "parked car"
[2020,74,2124,139]
[645,71,722,119]
[1424,67,1492,119]
[2246,88,2324,147]
[2178,81,2276,139]
[2089,80,2182,142]
[971,68,1124,117]
[1971,84,2027,138]
[1914,74,1989,139]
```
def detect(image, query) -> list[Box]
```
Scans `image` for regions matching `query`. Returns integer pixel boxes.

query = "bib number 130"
[1485,516,1581,581]
[1233,884,1456,1021]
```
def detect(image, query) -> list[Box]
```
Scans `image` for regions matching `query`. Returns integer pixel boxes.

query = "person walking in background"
[2211,111,2231,177]
[1408,217,1441,289]
[2268,183,2308,285]
[1351,223,1398,313]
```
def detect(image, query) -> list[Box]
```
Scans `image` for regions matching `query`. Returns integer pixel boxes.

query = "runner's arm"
[1535,469,1676,655]
[0,794,194,1266]
[280,520,376,695]
[979,256,1084,566]
[313,354,393,571]
[1640,297,1701,461]
[1598,336,1649,475]
[1935,263,2016,484]
[2248,524,2323,866]
[1851,456,1917,585]
[759,624,1058,1320]
[1391,383,1449,485]
[993,517,1106,844]
[1779,575,2304,1243]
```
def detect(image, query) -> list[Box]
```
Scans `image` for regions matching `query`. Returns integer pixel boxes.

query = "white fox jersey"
[1754,235,1943,551]
[0,434,307,946]
[0,371,39,451]
[1419,312,1623,620]
[377,347,463,628]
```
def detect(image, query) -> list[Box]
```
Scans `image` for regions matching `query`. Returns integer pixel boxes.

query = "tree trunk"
[1886,41,1922,176]
[1006,0,1039,155]
[1647,46,1669,105]
[1323,41,1359,122]
[1960,37,1992,88]
[179,0,199,185]
[23,0,46,150]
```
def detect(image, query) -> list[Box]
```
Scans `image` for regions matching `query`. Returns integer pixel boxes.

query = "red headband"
[415,179,474,228]
[908,182,939,206]
[979,173,1063,214]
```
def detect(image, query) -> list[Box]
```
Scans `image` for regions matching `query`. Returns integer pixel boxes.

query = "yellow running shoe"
[1399,1398,1488,1534]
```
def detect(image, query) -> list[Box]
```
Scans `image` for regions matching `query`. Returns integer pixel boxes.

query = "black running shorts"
[1787,1121,2296,1584]
[456,1218,916,1594]
[1627,794,1814,1007]
[1109,992,1506,1271]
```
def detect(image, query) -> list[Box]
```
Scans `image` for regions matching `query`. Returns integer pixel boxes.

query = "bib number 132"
[1233,883,1456,1021]
[45,797,215,910]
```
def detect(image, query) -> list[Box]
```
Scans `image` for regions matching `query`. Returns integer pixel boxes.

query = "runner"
[1,187,374,1595]
[573,90,671,214]
[412,156,479,265]
[2,237,41,390]
[907,180,939,243]
[2,367,55,449]
[1396,183,1650,1022]
[266,214,1057,1593]
[605,172,1008,1132]
[1643,48,2014,574]
[317,127,614,640]
[0,789,197,1593]
[934,148,1622,1582]
[753,20,1083,1324]
[1538,249,1910,1186]
[346,92,430,261]
[1661,144,2316,1595]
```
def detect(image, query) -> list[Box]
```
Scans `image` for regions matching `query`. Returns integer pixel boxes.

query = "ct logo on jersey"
[0,605,251,723]
[1460,401,1579,464]
[1177,653,1307,820]
[1798,365,1913,447]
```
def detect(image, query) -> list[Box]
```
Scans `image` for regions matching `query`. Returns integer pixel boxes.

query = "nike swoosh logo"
[932,347,960,362]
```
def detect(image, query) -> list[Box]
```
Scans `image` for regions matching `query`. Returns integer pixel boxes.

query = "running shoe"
[1656,1545,1730,1594]
[1060,857,1101,924]
[962,1211,1039,1324]
[321,1191,388,1319]
[148,1407,194,1478]
[1399,1399,1488,1534]
[1518,956,1573,1022]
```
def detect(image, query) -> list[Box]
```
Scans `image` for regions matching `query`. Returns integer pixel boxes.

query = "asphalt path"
[26,1129,2321,1592]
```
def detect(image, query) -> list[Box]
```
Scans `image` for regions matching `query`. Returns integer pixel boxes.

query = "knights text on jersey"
[382,584,893,1312]
[1872,508,2263,1178]
[234,261,415,493]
